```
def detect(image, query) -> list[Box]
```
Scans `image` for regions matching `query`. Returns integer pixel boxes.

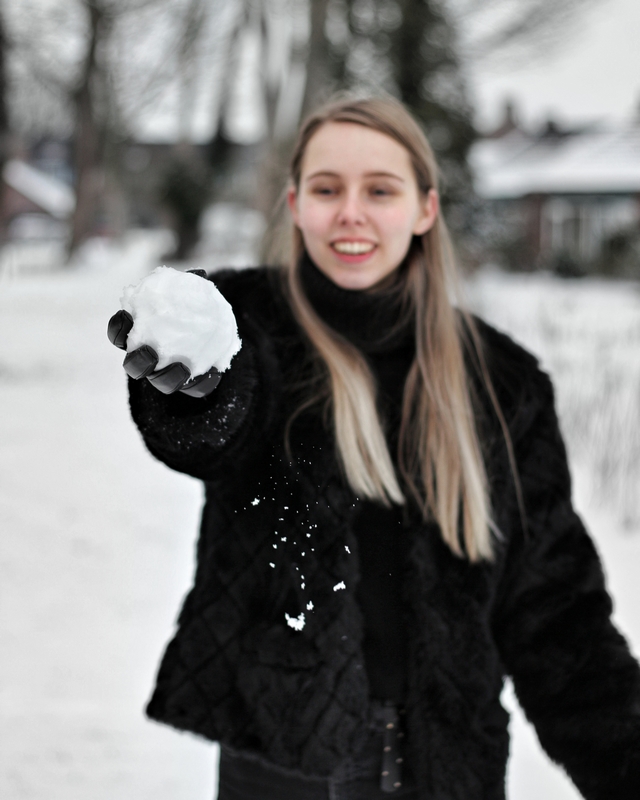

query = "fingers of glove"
[123,345,159,379]
[187,268,208,279]
[146,362,191,394]
[107,310,134,350]
[179,367,221,398]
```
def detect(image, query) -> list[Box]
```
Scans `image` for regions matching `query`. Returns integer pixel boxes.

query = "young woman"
[109,96,640,799]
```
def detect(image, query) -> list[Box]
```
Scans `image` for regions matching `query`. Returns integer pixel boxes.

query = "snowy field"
[1,233,639,800]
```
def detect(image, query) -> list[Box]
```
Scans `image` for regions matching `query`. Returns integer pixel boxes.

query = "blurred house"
[1,158,75,241]
[470,103,640,275]
[0,158,76,274]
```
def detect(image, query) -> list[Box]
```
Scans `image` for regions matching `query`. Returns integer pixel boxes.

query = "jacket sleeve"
[493,369,640,800]
[127,269,279,481]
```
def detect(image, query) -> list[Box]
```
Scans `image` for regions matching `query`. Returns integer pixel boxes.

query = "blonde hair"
[280,95,511,561]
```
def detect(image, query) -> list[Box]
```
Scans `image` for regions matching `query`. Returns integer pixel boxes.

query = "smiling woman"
[110,95,640,800]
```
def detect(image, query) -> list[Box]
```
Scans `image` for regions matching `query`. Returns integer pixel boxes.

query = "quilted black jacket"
[128,266,640,800]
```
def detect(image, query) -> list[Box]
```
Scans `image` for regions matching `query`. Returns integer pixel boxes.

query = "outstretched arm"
[111,267,278,481]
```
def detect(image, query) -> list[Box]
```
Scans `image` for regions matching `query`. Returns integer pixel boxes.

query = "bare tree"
[6,1,114,254]
[171,0,309,223]
[449,0,604,63]
[69,0,179,255]
[114,0,246,258]
[5,0,177,256]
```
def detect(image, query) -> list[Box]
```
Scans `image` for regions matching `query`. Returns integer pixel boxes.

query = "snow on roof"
[3,159,75,219]
[470,122,640,199]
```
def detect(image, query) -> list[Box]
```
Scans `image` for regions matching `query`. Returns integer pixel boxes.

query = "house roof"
[3,159,75,219]
[470,120,640,199]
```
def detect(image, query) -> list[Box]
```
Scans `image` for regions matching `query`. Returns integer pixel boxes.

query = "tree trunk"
[0,6,11,243]
[255,0,323,221]
[68,2,106,257]
[300,0,332,118]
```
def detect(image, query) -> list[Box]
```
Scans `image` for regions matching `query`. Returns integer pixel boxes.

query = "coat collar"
[299,255,414,354]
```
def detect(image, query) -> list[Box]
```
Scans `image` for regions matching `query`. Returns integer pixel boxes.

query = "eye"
[311,185,338,197]
[369,185,395,198]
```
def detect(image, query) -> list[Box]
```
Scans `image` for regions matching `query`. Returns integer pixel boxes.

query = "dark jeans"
[216,703,421,800]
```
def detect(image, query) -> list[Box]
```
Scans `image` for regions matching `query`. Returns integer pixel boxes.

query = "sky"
[468,0,640,131]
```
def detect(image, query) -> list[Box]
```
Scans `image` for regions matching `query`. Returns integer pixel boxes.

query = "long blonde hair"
[281,96,508,562]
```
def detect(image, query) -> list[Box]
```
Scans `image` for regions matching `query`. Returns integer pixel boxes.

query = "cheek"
[378,206,419,244]
[296,201,333,238]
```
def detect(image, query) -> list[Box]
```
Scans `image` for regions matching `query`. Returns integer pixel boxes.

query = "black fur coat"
[128,266,640,799]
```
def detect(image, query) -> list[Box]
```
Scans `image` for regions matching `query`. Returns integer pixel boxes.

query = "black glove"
[107,269,221,398]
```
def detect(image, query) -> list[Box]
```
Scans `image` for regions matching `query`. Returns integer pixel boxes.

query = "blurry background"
[0,1,638,799]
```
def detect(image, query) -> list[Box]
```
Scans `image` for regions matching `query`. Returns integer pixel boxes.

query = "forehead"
[301,121,414,179]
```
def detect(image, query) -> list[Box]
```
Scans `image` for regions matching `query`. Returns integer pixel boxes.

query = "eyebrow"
[305,170,405,182]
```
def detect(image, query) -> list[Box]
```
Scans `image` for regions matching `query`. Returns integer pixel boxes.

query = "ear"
[287,185,300,227]
[413,189,439,236]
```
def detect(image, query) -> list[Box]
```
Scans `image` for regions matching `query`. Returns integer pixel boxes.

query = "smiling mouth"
[331,241,377,255]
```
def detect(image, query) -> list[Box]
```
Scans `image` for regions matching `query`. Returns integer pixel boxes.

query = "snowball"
[121,266,241,376]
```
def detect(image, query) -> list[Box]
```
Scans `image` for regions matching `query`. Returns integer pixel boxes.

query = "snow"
[121,266,241,375]
[285,612,306,631]
[1,233,638,800]
[0,231,215,800]
[3,159,75,219]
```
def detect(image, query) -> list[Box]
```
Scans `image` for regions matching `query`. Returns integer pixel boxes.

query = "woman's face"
[287,122,439,290]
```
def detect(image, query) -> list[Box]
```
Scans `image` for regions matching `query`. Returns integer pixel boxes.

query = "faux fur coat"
[127,266,640,800]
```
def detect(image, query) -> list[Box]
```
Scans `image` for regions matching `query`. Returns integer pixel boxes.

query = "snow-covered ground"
[1,235,638,800]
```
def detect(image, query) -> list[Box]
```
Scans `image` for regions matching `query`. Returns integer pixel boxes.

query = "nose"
[336,189,366,226]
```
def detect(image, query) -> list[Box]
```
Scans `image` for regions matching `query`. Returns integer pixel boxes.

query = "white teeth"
[332,241,375,255]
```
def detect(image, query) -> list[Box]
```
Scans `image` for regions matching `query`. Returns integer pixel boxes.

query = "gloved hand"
[107,269,221,398]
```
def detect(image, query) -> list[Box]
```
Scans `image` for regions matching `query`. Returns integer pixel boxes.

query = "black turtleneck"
[300,257,414,703]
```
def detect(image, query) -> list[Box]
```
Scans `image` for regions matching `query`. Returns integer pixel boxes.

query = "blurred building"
[470,103,640,276]
[0,157,75,274]
[1,158,74,241]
